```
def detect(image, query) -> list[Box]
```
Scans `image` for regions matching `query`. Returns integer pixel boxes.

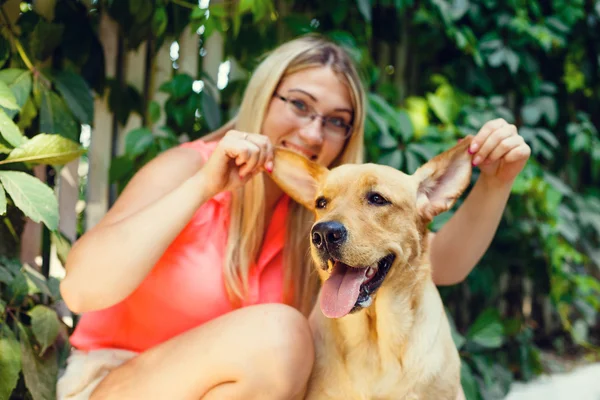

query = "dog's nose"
[311,221,347,249]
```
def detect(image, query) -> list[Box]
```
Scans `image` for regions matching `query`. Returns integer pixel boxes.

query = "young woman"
[58,35,530,399]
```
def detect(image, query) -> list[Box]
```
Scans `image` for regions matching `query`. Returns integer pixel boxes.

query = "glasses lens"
[287,99,310,118]
[324,119,350,139]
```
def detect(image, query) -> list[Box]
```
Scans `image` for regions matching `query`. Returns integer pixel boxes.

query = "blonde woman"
[58,35,530,399]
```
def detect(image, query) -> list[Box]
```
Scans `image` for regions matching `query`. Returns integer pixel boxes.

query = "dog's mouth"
[319,254,395,319]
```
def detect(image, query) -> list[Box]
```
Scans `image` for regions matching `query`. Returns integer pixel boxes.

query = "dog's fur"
[271,138,474,400]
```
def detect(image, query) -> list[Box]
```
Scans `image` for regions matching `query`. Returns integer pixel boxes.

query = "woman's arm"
[430,119,531,285]
[61,147,214,313]
[61,131,274,313]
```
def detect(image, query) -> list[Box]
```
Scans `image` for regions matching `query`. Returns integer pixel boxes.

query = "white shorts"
[56,348,138,400]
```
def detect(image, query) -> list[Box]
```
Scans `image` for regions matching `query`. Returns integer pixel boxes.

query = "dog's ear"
[413,136,473,221]
[270,147,328,210]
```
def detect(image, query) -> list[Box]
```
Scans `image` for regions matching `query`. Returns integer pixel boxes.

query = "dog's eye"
[315,197,327,209]
[367,192,389,206]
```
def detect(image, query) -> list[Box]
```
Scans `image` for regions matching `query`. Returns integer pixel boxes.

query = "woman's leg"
[90,303,314,400]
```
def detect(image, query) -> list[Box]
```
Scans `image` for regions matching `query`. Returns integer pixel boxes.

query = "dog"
[271,137,475,400]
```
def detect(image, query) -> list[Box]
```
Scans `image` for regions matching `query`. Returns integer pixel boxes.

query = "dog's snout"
[312,221,347,249]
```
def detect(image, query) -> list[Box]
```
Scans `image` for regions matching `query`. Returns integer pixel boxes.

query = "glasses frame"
[273,93,353,140]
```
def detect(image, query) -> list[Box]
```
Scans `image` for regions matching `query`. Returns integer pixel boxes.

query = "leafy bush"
[1,1,598,399]
[0,256,69,400]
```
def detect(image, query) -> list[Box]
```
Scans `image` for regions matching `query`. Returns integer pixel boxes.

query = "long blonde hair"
[206,35,366,315]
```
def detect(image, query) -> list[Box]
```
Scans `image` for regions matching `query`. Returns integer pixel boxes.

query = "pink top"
[69,140,290,352]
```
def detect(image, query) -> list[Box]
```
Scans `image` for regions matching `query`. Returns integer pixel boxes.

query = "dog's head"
[271,137,473,319]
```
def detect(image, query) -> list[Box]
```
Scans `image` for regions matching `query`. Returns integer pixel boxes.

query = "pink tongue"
[320,262,368,318]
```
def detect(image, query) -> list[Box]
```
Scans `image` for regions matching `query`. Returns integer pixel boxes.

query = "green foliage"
[0,256,68,400]
[0,4,89,396]
[105,0,599,397]
[1,0,599,398]
[0,2,90,244]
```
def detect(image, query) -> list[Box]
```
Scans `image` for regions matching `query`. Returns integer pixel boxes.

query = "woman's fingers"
[482,135,522,165]
[222,131,273,179]
[471,120,517,166]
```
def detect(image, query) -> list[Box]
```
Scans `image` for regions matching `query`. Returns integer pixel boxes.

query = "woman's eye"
[326,117,346,128]
[367,192,389,206]
[291,99,308,112]
[315,197,327,209]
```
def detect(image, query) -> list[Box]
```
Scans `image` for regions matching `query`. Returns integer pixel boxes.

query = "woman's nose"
[299,118,325,146]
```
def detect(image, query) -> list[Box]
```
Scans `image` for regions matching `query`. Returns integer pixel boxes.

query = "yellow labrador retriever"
[271,137,474,400]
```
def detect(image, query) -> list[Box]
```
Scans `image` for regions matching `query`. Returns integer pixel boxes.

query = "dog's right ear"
[413,136,473,222]
[270,147,328,210]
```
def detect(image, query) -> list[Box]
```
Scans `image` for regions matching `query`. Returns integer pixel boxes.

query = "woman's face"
[262,66,354,167]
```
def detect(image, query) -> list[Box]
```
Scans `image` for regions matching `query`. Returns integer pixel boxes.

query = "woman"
[58,35,530,399]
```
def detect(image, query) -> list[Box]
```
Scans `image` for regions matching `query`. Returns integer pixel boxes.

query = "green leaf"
[379,149,403,169]
[24,265,52,297]
[201,89,221,131]
[109,155,134,184]
[6,271,28,305]
[0,142,11,154]
[450,0,469,20]
[460,360,480,400]
[28,305,60,354]
[356,0,372,21]
[466,308,504,348]
[378,130,399,149]
[47,70,94,125]
[125,128,154,157]
[0,171,58,231]
[47,277,62,301]
[504,48,519,74]
[163,74,194,100]
[148,100,160,124]
[397,109,414,141]
[19,327,58,400]
[17,97,38,131]
[0,184,5,215]
[427,93,453,124]
[0,328,21,400]
[521,103,542,125]
[0,265,12,283]
[536,127,559,148]
[405,150,421,174]
[538,96,558,126]
[1,134,85,166]
[0,108,26,147]
[0,69,33,119]
[39,88,80,141]
[31,21,65,60]
[0,81,20,110]
[152,7,168,37]
[487,47,505,67]
[238,0,253,14]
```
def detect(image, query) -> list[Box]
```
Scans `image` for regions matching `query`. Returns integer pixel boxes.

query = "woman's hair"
[205,34,366,315]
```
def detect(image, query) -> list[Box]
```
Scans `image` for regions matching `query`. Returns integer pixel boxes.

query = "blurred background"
[0,0,598,399]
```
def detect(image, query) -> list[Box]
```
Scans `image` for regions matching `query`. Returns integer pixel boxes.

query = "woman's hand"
[469,118,531,186]
[200,130,274,197]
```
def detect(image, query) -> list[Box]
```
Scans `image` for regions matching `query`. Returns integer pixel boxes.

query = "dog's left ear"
[413,136,473,221]
[270,147,328,210]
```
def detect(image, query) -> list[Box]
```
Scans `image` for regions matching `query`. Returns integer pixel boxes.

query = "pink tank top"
[69,140,290,352]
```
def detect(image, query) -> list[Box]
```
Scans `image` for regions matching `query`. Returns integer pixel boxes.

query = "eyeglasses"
[274,93,353,140]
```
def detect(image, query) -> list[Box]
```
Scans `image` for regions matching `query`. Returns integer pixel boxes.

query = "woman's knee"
[246,304,315,396]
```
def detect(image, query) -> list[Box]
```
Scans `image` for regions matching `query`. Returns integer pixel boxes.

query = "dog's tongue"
[320,262,368,318]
